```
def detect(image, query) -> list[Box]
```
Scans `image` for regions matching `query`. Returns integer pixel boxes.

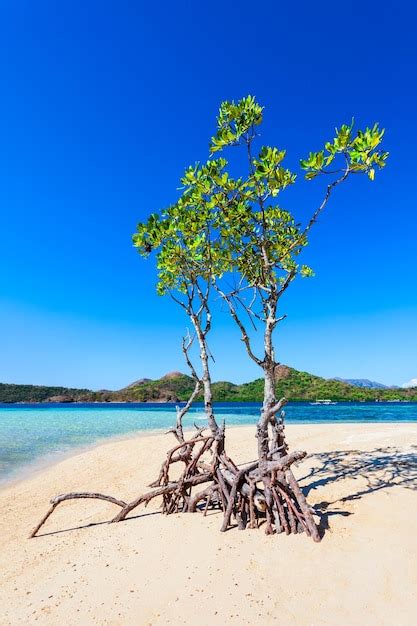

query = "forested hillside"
[1,367,416,403]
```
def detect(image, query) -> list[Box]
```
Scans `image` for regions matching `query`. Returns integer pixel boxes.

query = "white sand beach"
[0,423,416,625]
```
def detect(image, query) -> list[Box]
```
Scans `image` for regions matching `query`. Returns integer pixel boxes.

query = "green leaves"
[209,95,263,153]
[133,154,240,295]
[300,151,325,175]
[334,120,354,150]
[301,120,388,181]
[300,265,315,278]
[133,96,388,311]
[252,146,296,196]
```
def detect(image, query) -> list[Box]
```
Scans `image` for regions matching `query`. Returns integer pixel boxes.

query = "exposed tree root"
[30,431,320,542]
[29,492,127,538]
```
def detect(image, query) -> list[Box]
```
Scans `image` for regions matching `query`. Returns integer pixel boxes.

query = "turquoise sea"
[0,402,416,484]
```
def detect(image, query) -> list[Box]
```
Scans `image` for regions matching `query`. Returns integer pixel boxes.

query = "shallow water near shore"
[0,401,416,483]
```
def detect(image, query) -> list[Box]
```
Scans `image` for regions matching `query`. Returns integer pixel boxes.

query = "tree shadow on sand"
[33,446,416,539]
[33,509,161,538]
[299,445,417,535]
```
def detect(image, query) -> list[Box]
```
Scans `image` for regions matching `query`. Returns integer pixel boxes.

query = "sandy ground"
[0,423,416,626]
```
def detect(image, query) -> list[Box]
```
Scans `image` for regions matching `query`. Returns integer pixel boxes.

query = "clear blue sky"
[1,1,416,389]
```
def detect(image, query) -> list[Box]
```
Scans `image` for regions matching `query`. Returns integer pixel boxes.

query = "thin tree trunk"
[192,316,220,438]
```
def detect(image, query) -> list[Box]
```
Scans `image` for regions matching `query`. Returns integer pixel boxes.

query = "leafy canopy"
[133,96,388,303]
[300,120,388,181]
[133,158,231,295]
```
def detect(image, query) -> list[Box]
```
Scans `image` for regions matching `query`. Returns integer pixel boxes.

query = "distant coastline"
[1,399,417,406]
[1,365,416,404]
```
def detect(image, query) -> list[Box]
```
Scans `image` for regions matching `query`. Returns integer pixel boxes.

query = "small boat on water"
[310,399,338,405]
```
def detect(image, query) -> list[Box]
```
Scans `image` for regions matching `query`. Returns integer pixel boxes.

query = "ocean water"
[0,402,416,484]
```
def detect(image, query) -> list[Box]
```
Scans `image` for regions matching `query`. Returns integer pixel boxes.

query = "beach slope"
[0,423,416,625]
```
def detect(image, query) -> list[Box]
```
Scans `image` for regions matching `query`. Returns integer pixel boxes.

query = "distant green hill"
[0,383,92,403]
[1,366,416,403]
[216,367,417,402]
[116,371,196,402]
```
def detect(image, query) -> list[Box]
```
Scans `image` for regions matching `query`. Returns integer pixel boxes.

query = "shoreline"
[2,399,417,405]
[0,426,170,493]
[1,420,415,493]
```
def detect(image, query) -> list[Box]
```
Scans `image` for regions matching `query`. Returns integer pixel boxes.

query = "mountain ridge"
[332,377,389,389]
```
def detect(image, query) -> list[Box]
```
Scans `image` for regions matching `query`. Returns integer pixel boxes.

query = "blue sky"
[0,1,416,389]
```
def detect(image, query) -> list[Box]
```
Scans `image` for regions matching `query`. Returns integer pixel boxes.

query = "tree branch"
[281,168,350,262]
[214,284,262,366]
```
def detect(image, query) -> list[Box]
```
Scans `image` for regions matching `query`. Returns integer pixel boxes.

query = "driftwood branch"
[30,492,127,538]
[111,472,213,523]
